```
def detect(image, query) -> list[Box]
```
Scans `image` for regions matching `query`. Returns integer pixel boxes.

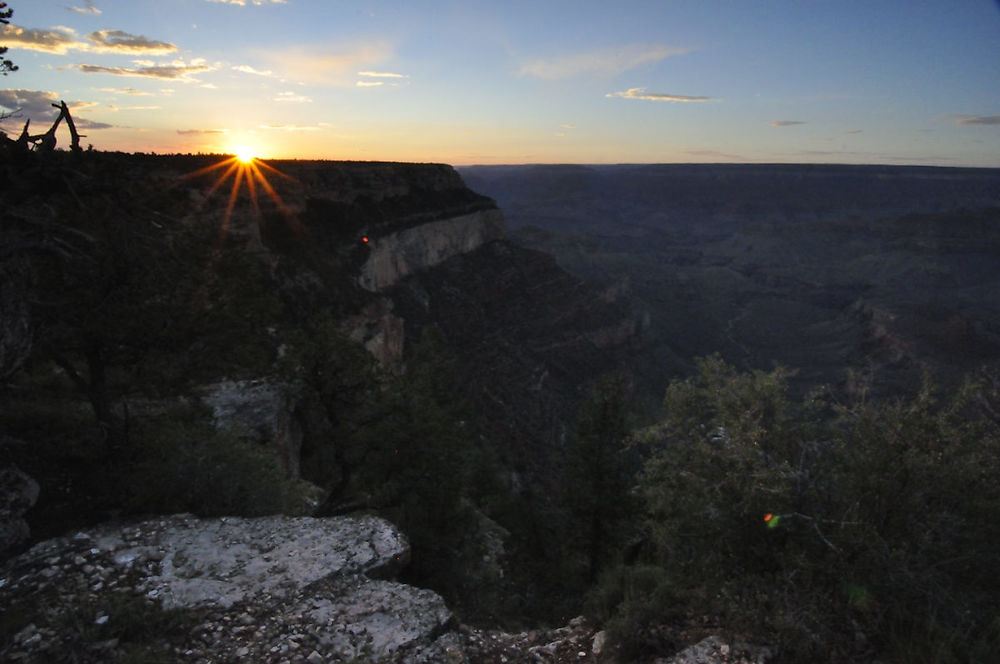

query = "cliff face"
[358,209,505,291]
[2,154,644,662]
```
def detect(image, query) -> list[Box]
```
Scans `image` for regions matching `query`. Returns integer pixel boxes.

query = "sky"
[1,0,998,166]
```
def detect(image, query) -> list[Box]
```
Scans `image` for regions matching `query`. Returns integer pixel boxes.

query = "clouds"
[519,44,687,79]
[355,70,408,87]
[0,89,112,130]
[233,64,273,77]
[205,0,287,5]
[769,120,807,127]
[951,115,1000,126]
[177,128,226,135]
[99,87,153,96]
[0,89,60,116]
[273,91,311,103]
[72,117,113,129]
[259,123,319,131]
[79,61,213,81]
[357,71,405,79]
[606,88,712,102]
[1,24,176,55]
[1,25,89,54]
[67,1,101,15]
[88,29,176,55]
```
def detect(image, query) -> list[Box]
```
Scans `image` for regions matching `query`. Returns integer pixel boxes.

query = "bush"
[123,413,309,517]
[599,357,1000,662]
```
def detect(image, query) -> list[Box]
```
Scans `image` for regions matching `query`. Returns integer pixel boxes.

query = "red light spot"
[362,236,369,243]
[763,513,773,522]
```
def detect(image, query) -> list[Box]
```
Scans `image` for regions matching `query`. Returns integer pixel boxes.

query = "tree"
[597,357,1000,662]
[565,372,638,582]
[1,2,17,76]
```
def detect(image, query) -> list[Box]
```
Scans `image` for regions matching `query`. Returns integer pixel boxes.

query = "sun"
[231,145,256,164]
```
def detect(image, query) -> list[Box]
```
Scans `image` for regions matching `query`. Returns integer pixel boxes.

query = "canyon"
[3,153,999,662]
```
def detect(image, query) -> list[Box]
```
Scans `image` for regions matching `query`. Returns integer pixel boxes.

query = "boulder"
[0,514,461,662]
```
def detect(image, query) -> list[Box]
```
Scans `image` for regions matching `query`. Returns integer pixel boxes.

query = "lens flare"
[232,146,256,164]
[181,152,300,247]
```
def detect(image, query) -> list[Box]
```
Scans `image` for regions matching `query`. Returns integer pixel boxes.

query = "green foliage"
[281,323,488,602]
[351,329,481,594]
[598,357,1000,662]
[123,412,310,517]
[564,372,639,582]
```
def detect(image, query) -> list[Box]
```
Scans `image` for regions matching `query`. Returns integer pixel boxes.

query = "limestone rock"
[658,635,773,664]
[202,379,303,479]
[359,209,506,291]
[0,514,462,662]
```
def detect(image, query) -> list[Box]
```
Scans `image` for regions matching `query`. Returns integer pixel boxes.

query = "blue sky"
[2,0,998,165]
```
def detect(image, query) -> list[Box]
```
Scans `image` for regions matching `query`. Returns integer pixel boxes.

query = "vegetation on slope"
[590,356,1000,662]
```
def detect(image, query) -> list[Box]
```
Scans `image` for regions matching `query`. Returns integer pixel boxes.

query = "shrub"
[599,357,1000,662]
[123,412,309,517]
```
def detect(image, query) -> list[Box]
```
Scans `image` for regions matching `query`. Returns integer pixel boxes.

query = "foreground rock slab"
[0,514,459,662]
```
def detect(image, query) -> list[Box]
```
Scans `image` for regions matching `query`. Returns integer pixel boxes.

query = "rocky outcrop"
[0,514,461,662]
[0,462,39,559]
[341,297,407,365]
[359,209,505,291]
[655,636,773,664]
[202,379,304,480]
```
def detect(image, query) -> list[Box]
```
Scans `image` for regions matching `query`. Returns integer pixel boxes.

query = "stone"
[202,379,303,480]
[591,630,606,655]
[0,463,40,559]
[0,514,461,662]
[358,209,506,291]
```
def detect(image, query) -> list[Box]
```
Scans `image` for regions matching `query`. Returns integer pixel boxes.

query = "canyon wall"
[358,208,505,291]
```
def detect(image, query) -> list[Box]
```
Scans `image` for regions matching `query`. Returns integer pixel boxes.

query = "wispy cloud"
[177,128,226,135]
[844,129,863,134]
[78,60,213,81]
[205,0,287,5]
[274,91,312,103]
[357,70,406,78]
[105,104,160,111]
[98,87,153,95]
[356,80,383,87]
[233,64,273,76]
[73,117,113,130]
[67,1,101,15]
[88,30,177,55]
[259,123,319,131]
[950,114,1000,126]
[1,24,88,54]
[268,42,393,85]
[519,44,687,79]
[606,88,712,102]
[769,120,807,127]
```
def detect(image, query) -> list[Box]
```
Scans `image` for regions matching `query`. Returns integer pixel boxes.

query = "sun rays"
[181,153,301,245]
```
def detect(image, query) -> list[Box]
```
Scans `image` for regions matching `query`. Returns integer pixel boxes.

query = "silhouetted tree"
[565,372,638,582]
[1,2,17,76]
